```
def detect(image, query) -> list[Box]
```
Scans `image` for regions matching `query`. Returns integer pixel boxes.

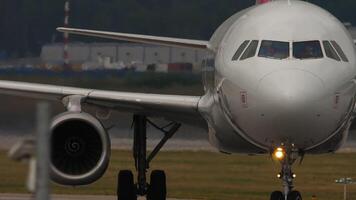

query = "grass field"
[1,150,356,200]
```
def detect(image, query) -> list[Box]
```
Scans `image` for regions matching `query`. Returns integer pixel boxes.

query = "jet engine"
[50,112,110,186]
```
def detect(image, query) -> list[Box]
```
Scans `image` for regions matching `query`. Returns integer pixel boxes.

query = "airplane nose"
[257,69,325,107]
[253,69,327,147]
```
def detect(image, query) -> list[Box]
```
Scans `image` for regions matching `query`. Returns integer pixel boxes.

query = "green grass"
[1,150,356,200]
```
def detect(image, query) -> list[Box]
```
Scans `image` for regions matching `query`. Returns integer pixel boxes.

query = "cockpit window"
[240,40,258,60]
[322,41,341,61]
[232,40,250,61]
[293,40,323,59]
[258,40,289,59]
[330,41,349,62]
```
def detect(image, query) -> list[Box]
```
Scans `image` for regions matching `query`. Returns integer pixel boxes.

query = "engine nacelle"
[50,112,110,186]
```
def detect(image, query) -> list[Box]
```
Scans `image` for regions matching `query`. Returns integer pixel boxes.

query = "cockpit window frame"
[240,40,259,61]
[232,40,250,61]
[322,41,341,61]
[292,40,324,60]
[330,40,349,62]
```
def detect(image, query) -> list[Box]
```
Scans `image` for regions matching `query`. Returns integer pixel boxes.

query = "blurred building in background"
[41,43,207,72]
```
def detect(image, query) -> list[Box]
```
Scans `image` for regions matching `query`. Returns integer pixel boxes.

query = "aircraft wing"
[0,80,205,126]
[57,27,211,50]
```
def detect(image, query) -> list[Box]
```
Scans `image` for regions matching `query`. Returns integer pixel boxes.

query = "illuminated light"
[275,151,284,159]
[273,147,285,160]
[277,173,281,179]
[292,173,296,178]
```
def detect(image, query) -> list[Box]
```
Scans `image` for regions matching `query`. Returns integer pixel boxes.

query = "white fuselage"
[199,0,356,154]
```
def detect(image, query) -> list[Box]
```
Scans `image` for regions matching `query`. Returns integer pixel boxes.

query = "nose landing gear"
[270,145,303,200]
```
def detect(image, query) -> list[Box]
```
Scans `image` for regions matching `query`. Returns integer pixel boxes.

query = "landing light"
[292,173,296,178]
[277,173,281,179]
[273,147,285,160]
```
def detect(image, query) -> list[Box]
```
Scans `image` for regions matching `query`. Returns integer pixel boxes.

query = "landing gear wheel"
[131,115,180,199]
[147,170,167,200]
[288,191,302,200]
[117,170,136,200]
[270,191,284,200]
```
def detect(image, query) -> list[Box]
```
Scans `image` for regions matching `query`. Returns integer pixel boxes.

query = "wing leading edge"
[0,80,204,126]
[57,27,211,50]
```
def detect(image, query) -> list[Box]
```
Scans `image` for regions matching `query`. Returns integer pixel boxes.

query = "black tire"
[270,191,284,200]
[147,170,167,200]
[117,170,136,200]
[288,191,302,200]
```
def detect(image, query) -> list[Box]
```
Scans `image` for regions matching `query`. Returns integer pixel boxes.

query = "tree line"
[0,0,355,58]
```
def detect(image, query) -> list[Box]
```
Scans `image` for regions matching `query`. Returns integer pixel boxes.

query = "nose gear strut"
[271,144,303,200]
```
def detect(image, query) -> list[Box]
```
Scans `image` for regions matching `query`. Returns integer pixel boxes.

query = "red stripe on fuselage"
[256,0,270,4]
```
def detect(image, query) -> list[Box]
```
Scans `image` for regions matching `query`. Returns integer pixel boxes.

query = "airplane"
[0,0,355,200]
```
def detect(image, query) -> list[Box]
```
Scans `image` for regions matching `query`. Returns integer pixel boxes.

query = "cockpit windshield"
[232,39,343,62]
[293,41,323,59]
[258,40,289,60]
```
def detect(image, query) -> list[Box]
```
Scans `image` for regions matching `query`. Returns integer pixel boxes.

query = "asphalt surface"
[0,194,189,200]
[1,133,356,152]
